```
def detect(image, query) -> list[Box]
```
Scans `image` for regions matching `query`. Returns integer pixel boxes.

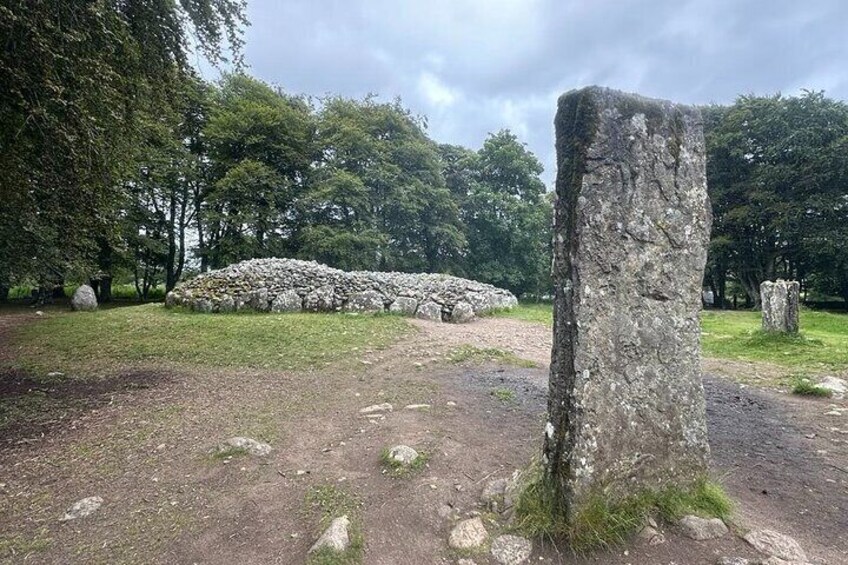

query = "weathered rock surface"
[761,280,800,333]
[544,87,712,517]
[71,285,98,311]
[817,376,846,398]
[219,437,272,457]
[716,558,750,565]
[638,525,666,545]
[61,496,103,521]
[309,515,350,553]
[490,534,532,565]
[387,445,419,466]
[743,529,807,562]
[448,517,489,550]
[678,515,728,540]
[166,258,516,322]
[359,403,393,414]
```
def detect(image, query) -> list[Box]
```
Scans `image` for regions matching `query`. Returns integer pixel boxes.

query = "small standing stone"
[387,445,419,466]
[416,301,443,322]
[490,534,532,565]
[448,517,488,550]
[71,285,98,311]
[760,280,800,333]
[309,515,350,553]
[450,301,475,323]
[743,529,807,562]
[61,496,103,521]
[678,515,728,540]
[389,296,418,315]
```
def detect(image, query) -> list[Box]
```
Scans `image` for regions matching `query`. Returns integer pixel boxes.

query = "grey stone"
[218,295,235,313]
[165,291,178,308]
[403,404,431,410]
[761,280,800,333]
[271,290,302,313]
[450,301,475,323]
[309,515,350,553]
[817,376,846,398]
[61,496,103,520]
[743,529,807,562]
[359,403,393,414]
[71,285,98,311]
[638,525,666,545]
[249,287,271,311]
[448,517,488,550]
[678,515,728,540]
[716,559,750,565]
[545,87,712,519]
[193,298,212,313]
[490,534,532,565]
[481,478,509,513]
[344,290,385,313]
[416,301,443,322]
[305,285,336,312]
[387,444,419,466]
[219,437,272,457]
[457,560,477,565]
[389,296,418,315]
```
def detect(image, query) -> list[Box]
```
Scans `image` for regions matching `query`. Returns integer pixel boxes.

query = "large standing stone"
[71,285,98,311]
[545,87,712,519]
[760,280,800,333]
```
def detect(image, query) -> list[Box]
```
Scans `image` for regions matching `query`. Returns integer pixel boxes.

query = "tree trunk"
[0,284,9,302]
[100,276,112,303]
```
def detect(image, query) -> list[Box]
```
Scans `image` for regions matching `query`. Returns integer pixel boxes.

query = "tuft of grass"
[210,445,249,461]
[8,303,409,374]
[305,485,364,565]
[447,345,536,368]
[791,377,833,397]
[379,447,429,477]
[514,465,732,553]
[491,387,517,404]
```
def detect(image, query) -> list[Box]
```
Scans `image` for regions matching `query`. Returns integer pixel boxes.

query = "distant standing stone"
[490,534,532,565]
[545,87,711,519]
[309,515,351,553]
[760,280,800,333]
[271,290,302,313]
[71,285,98,311]
[416,301,443,322]
[448,517,488,550]
[678,515,728,540]
[61,496,103,521]
[389,296,418,315]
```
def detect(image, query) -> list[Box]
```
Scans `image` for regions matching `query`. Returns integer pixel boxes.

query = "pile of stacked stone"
[165,258,517,323]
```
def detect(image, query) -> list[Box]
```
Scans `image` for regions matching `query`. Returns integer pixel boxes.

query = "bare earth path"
[1,312,846,564]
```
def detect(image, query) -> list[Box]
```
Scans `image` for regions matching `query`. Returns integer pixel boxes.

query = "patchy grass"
[0,528,52,560]
[7,303,410,376]
[305,485,364,565]
[210,445,249,461]
[489,302,553,326]
[448,345,536,368]
[791,377,833,398]
[514,465,732,553]
[491,387,517,404]
[379,447,429,477]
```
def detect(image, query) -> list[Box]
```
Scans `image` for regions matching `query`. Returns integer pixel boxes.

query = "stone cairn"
[544,87,712,519]
[165,258,517,323]
[760,279,800,333]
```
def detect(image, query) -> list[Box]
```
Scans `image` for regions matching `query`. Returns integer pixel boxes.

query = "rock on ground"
[817,376,846,398]
[389,296,418,315]
[637,525,666,545]
[448,517,488,550]
[678,515,728,540]
[387,445,419,466]
[481,478,509,513]
[743,529,807,562]
[490,534,532,565]
[219,437,272,457]
[309,515,350,553]
[359,403,393,414]
[71,285,98,311]
[450,301,475,323]
[61,496,103,521]
[416,301,443,322]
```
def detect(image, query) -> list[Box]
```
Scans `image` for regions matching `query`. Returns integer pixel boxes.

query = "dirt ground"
[1,311,846,564]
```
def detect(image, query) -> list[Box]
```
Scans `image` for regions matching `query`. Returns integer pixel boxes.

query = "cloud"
[224,0,848,184]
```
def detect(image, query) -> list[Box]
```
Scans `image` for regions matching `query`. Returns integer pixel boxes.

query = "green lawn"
[497,303,848,373]
[8,303,410,377]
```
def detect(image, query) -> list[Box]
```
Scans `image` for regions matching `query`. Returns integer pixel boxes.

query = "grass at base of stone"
[447,345,536,368]
[305,485,364,565]
[210,445,249,461]
[379,448,429,478]
[514,466,732,553]
[790,377,833,397]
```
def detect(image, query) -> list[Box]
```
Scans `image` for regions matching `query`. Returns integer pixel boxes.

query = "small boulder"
[490,534,532,565]
[165,291,178,307]
[416,301,443,322]
[481,478,509,513]
[344,290,385,314]
[448,517,488,550]
[450,301,475,323]
[71,285,98,312]
[387,445,419,466]
[678,515,728,540]
[309,515,350,554]
[817,376,846,398]
[743,529,807,562]
[638,525,665,545]
[389,296,418,316]
[359,403,393,414]
[61,496,103,521]
[219,437,272,457]
[218,295,236,313]
[270,290,302,313]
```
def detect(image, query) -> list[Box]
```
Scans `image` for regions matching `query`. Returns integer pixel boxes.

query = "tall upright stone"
[545,87,712,519]
[760,280,800,333]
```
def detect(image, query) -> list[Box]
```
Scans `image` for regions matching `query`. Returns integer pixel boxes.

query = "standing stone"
[760,280,800,333]
[270,290,302,313]
[415,301,443,322]
[545,87,712,520]
[71,285,98,311]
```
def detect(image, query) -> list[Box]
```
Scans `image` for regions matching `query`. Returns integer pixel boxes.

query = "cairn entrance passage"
[544,87,713,519]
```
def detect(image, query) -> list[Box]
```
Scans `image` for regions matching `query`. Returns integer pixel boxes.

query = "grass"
[7,303,410,376]
[447,345,536,368]
[790,377,833,397]
[491,387,517,404]
[514,465,732,553]
[305,485,364,565]
[210,445,249,461]
[379,447,429,477]
[0,528,52,559]
[488,302,553,326]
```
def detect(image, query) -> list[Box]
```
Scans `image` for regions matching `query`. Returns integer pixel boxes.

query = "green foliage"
[491,387,517,403]
[305,486,364,565]
[791,377,833,397]
[379,448,429,477]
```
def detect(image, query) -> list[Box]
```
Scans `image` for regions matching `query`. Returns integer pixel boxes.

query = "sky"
[201,0,848,185]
